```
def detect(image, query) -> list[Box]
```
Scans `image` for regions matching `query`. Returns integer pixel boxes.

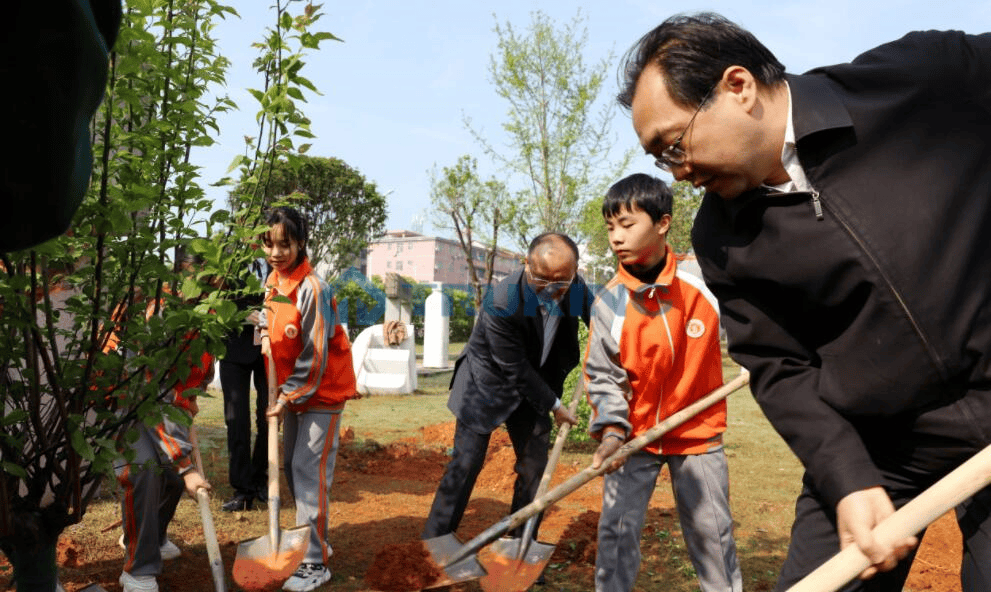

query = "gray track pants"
[283,407,343,565]
[596,448,742,592]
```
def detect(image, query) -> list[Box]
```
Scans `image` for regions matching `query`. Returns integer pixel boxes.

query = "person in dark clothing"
[422,233,590,545]
[617,12,991,592]
[2,0,121,251]
[219,258,270,512]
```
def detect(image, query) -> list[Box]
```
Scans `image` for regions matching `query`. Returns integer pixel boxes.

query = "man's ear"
[721,65,759,112]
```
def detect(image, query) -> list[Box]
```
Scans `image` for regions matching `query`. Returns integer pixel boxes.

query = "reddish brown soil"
[364,541,443,591]
[0,422,963,591]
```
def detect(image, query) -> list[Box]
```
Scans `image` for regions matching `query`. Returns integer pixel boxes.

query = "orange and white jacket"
[584,246,726,455]
[107,297,213,472]
[260,258,357,413]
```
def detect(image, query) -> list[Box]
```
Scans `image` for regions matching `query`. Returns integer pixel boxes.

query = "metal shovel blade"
[232,525,309,591]
[422,533,488,589]
[479,536,556,592]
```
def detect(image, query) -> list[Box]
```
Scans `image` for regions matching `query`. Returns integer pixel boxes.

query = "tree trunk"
[2,535,59,592]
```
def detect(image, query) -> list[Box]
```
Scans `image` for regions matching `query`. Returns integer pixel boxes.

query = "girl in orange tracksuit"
[259,206,357,592]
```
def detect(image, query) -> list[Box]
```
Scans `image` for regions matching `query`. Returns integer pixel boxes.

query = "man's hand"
[590,430,626,473]
[552,404,577,426]
[260,334,271,357]
[182,470,210,499]
[836,486,917,580]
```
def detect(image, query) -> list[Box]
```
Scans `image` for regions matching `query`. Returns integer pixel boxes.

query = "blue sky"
[195,0,991,238]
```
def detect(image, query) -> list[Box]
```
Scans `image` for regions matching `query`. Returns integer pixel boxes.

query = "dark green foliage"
[0,1,337,583]
[235,154,387,274]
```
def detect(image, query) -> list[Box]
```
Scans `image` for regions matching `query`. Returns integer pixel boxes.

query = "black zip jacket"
[693,29,991,509]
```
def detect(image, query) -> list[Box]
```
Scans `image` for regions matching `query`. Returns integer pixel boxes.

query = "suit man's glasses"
[526,268,574,293]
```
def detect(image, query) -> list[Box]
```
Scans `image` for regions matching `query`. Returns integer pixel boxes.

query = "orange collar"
[270,258,313,296]
[615,244,676,292]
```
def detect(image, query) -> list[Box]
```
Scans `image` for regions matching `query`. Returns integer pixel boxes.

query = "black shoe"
[254,487,268,504]
[221,494,254,512]
[533,573,546,586]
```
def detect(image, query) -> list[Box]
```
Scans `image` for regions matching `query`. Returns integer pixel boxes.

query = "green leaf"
[71,429,96,462]
[1,410,29,427]
[2,462,27,479]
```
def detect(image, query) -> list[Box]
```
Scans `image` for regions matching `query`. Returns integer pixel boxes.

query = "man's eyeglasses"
[526,267,575,292]
[654,84,717,172]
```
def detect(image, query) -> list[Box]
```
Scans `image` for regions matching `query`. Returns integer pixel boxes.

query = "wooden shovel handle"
[266,352,281,550]
[445,369,750,568]
[537,378,584,498]
[190,427,227,592]
[786,443,991,592]
[196,488,228,592]
[518,378,585,550]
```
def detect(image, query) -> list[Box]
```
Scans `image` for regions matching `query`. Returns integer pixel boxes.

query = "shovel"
[232,354,309,591]
[786,442,991,592]
[427,370,750,589]
[478,380,584,592]
[190,426,227,592]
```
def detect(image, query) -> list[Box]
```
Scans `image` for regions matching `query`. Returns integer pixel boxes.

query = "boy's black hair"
[263,206,309,266]
[602,173,673,223]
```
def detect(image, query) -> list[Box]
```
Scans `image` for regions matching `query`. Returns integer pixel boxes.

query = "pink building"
[365,230,522,286]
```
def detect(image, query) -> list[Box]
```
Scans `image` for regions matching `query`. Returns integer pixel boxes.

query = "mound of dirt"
[364,541,443,591]
[2,420,962,592]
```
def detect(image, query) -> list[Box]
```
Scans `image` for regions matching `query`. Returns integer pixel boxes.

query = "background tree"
[666,182,704,254]
[233,154,387,276]
[0,1,334,587]
[430,155,510,316]
[467,10,635,248]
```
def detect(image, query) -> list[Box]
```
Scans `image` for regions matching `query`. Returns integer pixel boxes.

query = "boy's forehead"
[605,202,646,219]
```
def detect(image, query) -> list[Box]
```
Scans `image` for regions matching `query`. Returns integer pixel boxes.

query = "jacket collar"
[271,257,313,296]
[614,245,676,295]
[786,73,853,144]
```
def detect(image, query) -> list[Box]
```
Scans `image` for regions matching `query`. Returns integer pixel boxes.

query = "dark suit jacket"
[448,267,591,434]
[222,259,270,365]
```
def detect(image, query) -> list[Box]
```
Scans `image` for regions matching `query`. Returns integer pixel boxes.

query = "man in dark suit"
[422,232,590,541]
[617,12,991,592]
[219,258,270,512]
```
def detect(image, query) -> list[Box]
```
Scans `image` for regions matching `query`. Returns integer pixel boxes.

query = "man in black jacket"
[617,12,991,592]
[422,233,590,541]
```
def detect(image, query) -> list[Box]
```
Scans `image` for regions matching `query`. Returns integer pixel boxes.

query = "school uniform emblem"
[284,324,299,339]
[686,319,705,338]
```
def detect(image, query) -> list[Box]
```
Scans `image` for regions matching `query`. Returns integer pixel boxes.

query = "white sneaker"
[118,534,182,560]
[159,538,181,560]
[119,572,159,592]
[282,563,331,591]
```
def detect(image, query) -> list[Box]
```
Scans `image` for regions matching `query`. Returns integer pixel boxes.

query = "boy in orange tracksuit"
[583,173,742,592]
[259,206,357,592]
